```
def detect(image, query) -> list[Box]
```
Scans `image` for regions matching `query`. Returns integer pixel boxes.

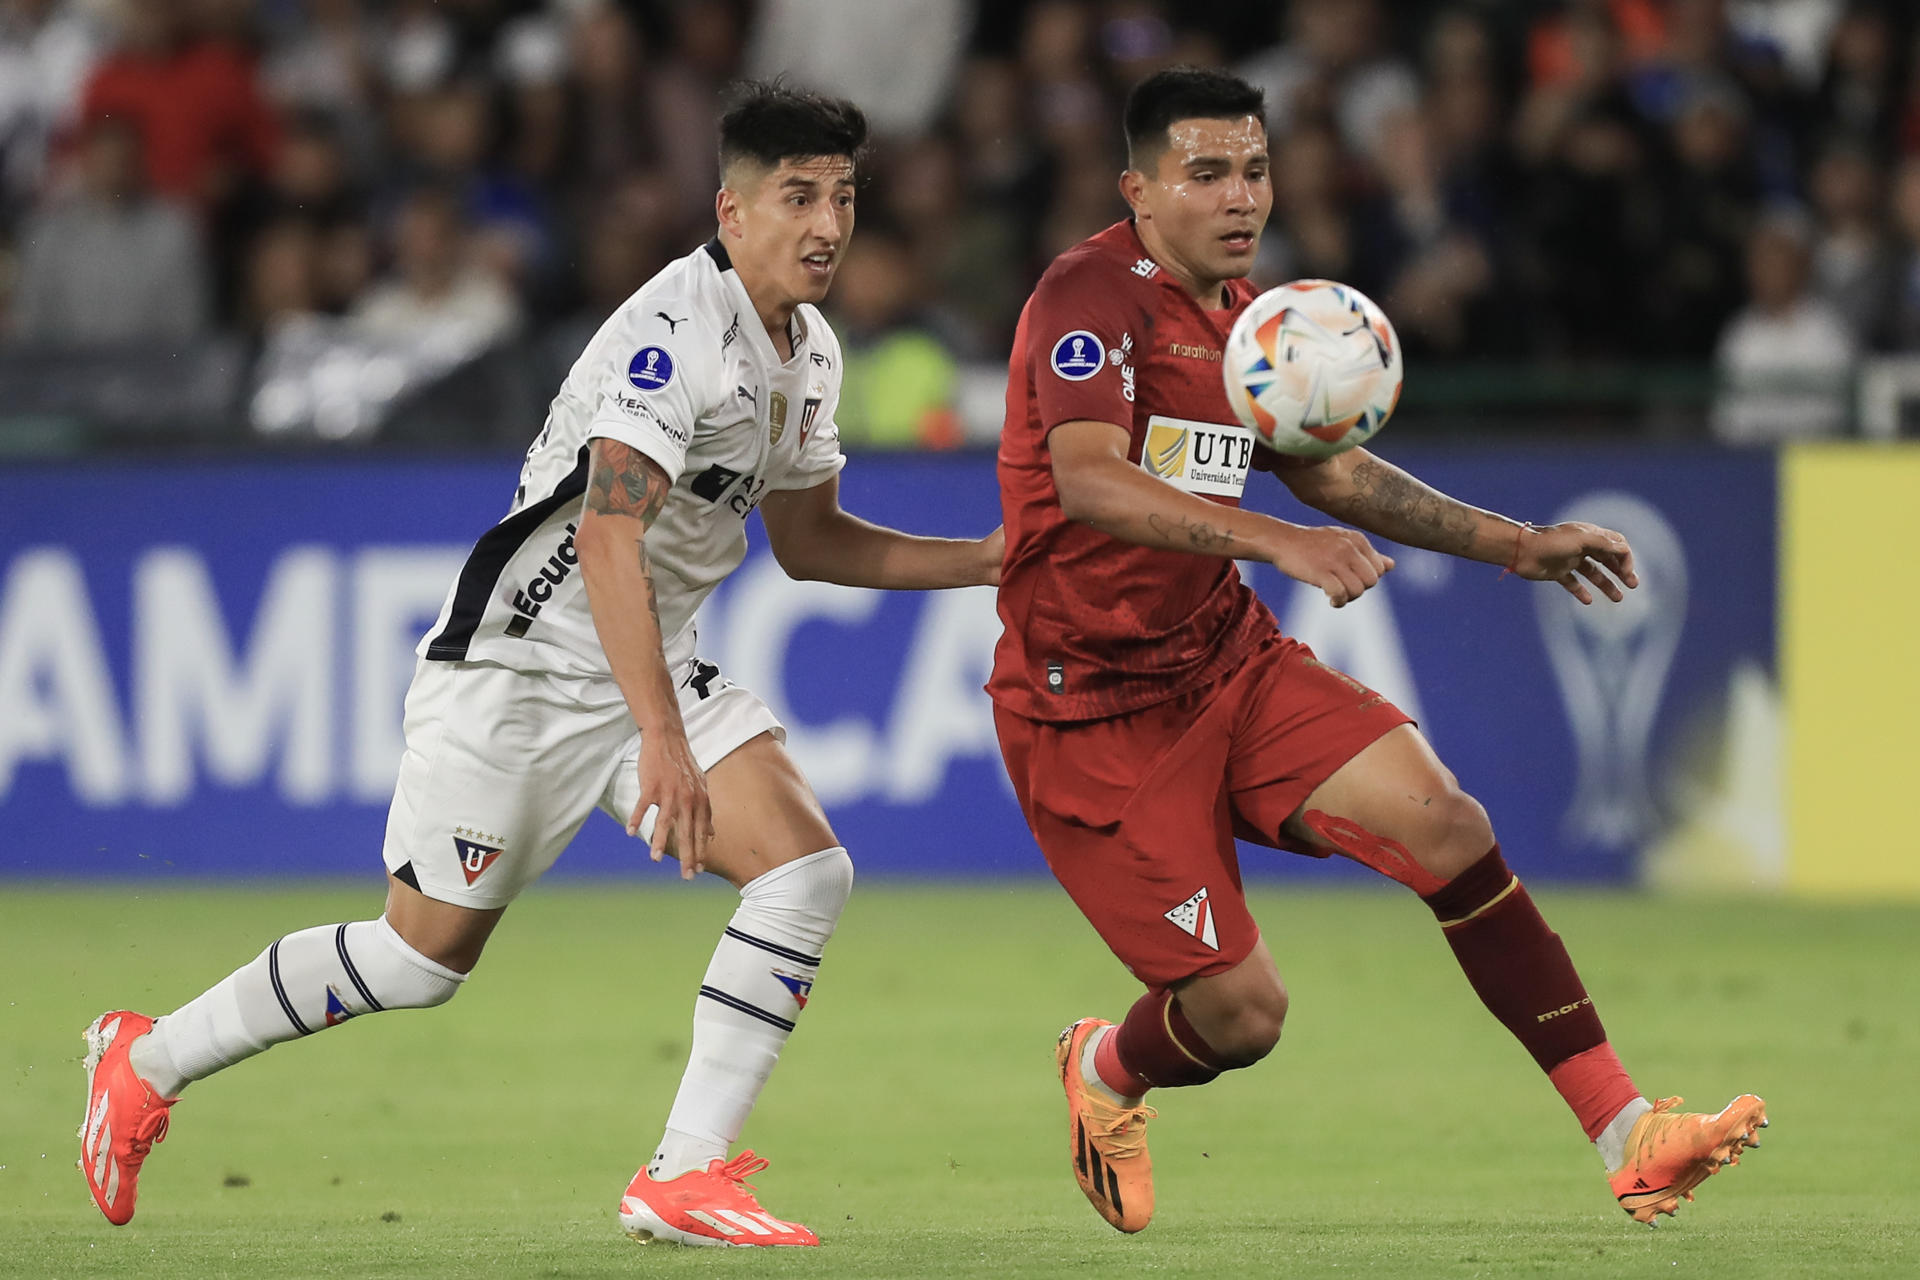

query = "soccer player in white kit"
[78,84,1001,1248]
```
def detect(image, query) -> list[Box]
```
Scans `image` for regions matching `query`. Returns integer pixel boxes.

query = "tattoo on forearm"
[637,548,662,629]
[1335,457,1479,554]
[587,440,672,526]
[1147,511,1237,553]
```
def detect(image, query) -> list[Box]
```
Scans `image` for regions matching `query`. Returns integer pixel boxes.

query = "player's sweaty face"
[734,155,856,307]
[1137,116,1272,289]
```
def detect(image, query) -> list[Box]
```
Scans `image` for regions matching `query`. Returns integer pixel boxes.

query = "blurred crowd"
[3,0,1920,445]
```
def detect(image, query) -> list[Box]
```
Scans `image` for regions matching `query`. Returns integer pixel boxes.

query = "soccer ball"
[1222,279,1403,459]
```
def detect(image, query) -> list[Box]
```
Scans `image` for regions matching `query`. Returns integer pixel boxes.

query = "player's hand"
[1509,521,1638,604]
[978,525,1005,586]
[630,729,714,880]
[1266,523,1394,608]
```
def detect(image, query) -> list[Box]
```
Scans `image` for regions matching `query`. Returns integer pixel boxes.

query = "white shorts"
[380,637,783,909]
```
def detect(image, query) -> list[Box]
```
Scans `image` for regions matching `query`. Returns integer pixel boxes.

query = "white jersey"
[420,239,847,676]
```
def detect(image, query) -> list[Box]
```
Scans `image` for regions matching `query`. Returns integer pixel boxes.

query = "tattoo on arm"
[1332,457,1479,554]
[637,548,661,629]
[586,440,672,527]
[1147,512,1238,553]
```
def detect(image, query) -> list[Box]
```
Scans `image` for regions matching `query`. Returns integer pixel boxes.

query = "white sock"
[1079,1025,1142,1107]
[1596,1096,1654,1173]
[128,917,466,1097]
[649,847,853,1180]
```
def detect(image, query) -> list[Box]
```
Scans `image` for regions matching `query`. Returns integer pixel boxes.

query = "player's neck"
[1134,223,1230,310]
[731,262,800,360]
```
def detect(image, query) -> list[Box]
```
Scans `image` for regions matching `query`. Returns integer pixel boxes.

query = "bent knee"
[1417,788,1494,880]
[1207,981,1288,1066]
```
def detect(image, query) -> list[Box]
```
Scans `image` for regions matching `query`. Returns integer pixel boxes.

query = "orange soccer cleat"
[79,1011,177,1226]
[618,1150,818,1247]
[1056,1018,1156,1233]
[1609,1094,1768,1224]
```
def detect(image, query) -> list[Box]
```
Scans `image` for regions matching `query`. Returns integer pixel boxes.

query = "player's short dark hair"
[718,81,869,181]
[1124,67,1266,168]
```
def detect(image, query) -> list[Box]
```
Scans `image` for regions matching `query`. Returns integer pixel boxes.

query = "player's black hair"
[718,80,869,180]
[1124,67,1266,168]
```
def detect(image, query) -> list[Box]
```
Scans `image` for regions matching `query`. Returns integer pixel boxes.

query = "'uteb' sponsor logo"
[1139,415,1254,498]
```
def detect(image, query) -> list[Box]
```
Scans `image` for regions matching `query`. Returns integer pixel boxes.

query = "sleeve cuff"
[586,418,688,485]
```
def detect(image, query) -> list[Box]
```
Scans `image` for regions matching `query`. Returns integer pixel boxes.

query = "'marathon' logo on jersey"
[505,522,578,638]
[1140,415,1255,498]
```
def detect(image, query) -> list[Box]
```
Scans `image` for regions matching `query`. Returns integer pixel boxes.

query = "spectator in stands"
[826,227,962,449]
[10,114,209,344]
[1712,206,1855,442]
[1879,155,1920,351]
[1363,106,1496,358]
[1236,0,1420,160]
[349,185,519,373]
[1807,137,1891,342]
[747,0,967,138]
[78,0,280,213]
[1813,3,1903,156]
[1652,77,1760,356]
[0,0,105,231]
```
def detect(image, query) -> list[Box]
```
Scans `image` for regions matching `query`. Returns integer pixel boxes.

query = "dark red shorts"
[994,634,1411,989]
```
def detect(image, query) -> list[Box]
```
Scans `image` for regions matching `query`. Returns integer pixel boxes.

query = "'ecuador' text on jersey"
[989,219,1284,722]
[421,239,846,676]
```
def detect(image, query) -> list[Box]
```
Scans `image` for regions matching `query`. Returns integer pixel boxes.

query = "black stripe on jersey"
[698,985,797,1032]
[723,926,823,968]
[704,237,732,271]
[424,445,591,661]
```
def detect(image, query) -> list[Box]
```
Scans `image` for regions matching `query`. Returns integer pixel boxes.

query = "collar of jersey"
[704,237,808,369]
[1119,219,1239,321]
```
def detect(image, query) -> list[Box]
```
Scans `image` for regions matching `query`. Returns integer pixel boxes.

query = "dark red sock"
[1421,847,1637,1130]
[1548,1043,1645,1140]
[1112,989,1230,1090]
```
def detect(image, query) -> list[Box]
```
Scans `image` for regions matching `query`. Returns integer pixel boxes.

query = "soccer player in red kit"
[989,68,1766,1234]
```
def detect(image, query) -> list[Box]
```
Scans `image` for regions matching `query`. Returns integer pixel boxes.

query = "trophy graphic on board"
[1535,493,1688,849]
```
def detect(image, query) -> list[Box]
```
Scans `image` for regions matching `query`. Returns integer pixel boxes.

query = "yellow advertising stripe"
[1783,443,1920,899]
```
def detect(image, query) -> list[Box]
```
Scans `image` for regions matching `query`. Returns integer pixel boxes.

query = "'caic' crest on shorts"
[1165,887,1218,950]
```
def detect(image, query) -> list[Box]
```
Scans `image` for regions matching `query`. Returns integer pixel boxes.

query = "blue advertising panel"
[0,446,1774,884]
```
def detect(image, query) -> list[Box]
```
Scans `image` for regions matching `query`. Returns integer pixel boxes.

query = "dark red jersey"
[989,220,1283,722]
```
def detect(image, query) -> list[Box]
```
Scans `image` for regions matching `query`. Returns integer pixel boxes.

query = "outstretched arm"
[1277,448,1639,604]
[758,474,1002,589]
[1050,419,1394,608]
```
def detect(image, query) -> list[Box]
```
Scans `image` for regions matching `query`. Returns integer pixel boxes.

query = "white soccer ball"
[1222,279,1404,459]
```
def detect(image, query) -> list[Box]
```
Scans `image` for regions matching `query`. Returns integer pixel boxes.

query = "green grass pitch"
[3,881,1916,1278]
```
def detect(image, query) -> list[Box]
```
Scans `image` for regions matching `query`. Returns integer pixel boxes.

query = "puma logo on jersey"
[736,384,757,408]
[655,311,688,333]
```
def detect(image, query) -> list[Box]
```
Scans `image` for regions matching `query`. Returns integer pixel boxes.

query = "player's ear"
[1119,168,1148,219]
[715,185,742,240]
